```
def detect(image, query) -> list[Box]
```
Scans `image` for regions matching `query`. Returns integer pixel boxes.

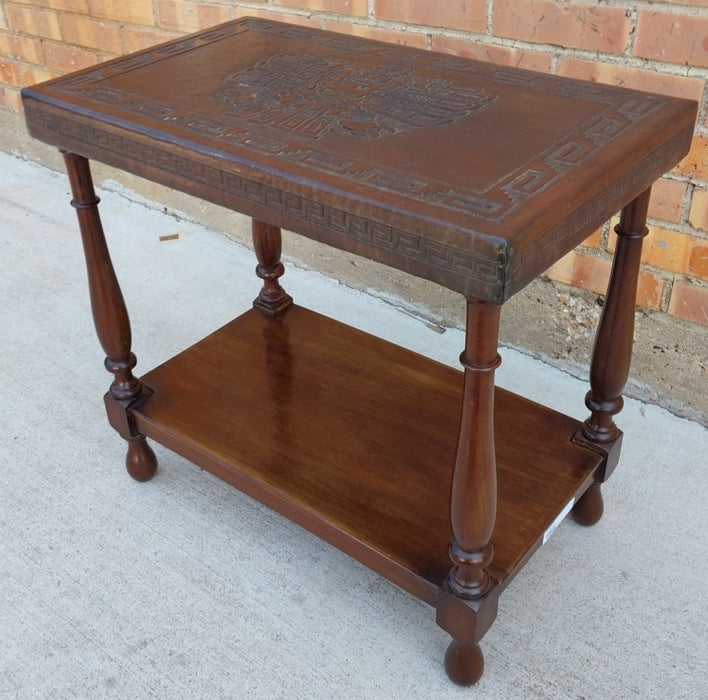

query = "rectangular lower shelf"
[131,305,602,605]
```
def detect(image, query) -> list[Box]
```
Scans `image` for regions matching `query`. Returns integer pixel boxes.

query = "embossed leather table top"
[23,17,695,302]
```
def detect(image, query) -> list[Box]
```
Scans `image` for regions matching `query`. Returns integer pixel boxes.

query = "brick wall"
[1,1,706,326]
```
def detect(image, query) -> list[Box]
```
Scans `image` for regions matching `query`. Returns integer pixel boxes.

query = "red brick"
[59,15,123,54]
[4,5,61,40]
[635,270,667,310]
[643,226,692,274]
[233,8,322,29]
[669,280,708,325]
[544,250,611,296]
[0,86,24,112]
[544,249,665,309]
[608,224,692,275]
[0,60,53,88]
[689,188,708,231]
[605,216,621,253]
[63,0,91,11]
[493,0,630,54]
[1,61,37,87]
[376,0,486,32]
[121,26,182,53]
[676,136,708,180]
[323,20,429,49]
[5,0,90,11]
[275,0,367,17]
[659,1,708,6]
[0,61,22,87]
[431,36,553,73]
[156,0,231,33]
[608,178,688,234]
[648,178,687,224]
[634,10,708,68]
[43,40,101,72]
[556,57,704,104]
[17,0,90,11]
[89,0,155,26]
[0,31,46,65]
[689,241,708,280]
[582,227,604,249]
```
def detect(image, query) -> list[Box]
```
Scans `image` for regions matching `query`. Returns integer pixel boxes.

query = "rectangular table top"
[22,17,696,302]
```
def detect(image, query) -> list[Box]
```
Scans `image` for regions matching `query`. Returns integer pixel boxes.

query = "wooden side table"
[22,18,696,686]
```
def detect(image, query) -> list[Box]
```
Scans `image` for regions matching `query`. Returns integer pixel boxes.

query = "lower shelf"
[131,305,602,605]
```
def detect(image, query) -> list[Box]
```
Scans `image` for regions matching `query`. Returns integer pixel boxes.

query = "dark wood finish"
[435,584,499,686]
[571,481,604,527]
[444,300,501,680]
[584,189,651,445]
[252,219,293,316]
[572,188,651,525]
[129,306,601,601]
[447,301,501,601]
[22,19,696,304]
[22,17,698,685]
[63,151,157,481]
[445,639,485,687]
[63,152,141,403]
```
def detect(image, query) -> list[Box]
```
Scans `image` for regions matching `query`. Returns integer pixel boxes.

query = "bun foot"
[572,481,603,526]
[126,435,157,482]
[444,639,484,686]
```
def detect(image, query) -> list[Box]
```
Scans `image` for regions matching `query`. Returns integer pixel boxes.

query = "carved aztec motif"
[44,18,668,227]
[213,53,497,140]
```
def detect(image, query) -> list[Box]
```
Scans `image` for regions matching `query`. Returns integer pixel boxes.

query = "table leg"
[63,151,157,481]
[573,188,651,525]
[252,219,292,316]
[440,299,501,685]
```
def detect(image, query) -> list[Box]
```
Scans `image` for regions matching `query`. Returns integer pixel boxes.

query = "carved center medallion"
[213,53,496,140]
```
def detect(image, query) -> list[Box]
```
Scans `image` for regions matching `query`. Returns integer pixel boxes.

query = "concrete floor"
[1,152,707,698]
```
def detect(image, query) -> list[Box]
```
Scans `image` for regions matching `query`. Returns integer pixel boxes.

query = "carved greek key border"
[26,104,507,297]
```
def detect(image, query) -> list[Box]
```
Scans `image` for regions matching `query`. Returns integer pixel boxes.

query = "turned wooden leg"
[252,219,292,316]
[440,300,500,684]
[63,151,157,481]
[444,639,485,686]
[447,300,500,599]
[572,481,604,527]
[573,188,650,525]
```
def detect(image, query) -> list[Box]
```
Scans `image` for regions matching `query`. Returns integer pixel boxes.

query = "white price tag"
[543,498,575,544]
